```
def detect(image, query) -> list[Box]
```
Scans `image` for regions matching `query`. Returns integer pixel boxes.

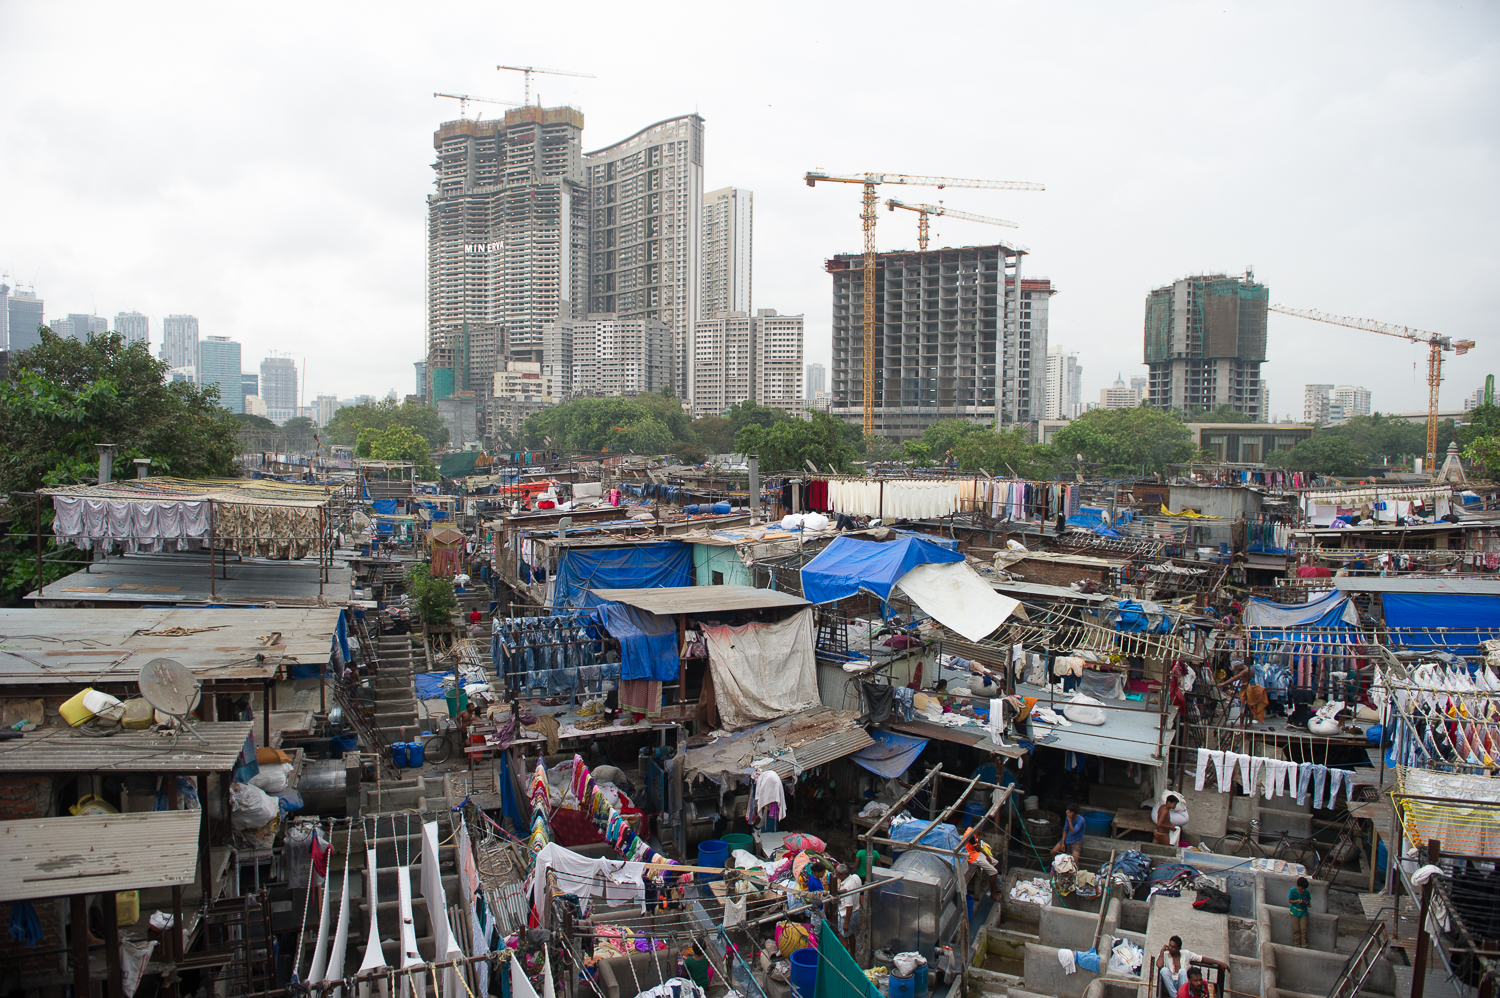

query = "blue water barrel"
[406,740,425,768]
[1080,809,1114,837]
[391,742,409,768]
[331,733,358,758]
[913,962,929,995]
[790,948,819,998]
[713,502,731,514]
[888,972,915,998]
[684,504,700,514]
[964,800,986,826]
[697,839,729,881]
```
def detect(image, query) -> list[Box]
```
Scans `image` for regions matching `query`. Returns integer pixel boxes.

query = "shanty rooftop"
[0,607,341,685]
[588,584,810,614]
[29,553,352,606]
[0,810,201,902]
[38,475,344,507]
[0,720,254,773]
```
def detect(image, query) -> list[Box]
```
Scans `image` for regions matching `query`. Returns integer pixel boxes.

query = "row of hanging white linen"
[51,496,211,553]
[827,479,961,519]
[1191,748,1356,808]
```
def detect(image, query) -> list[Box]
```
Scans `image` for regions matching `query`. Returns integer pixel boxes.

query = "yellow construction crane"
[885,199,1019,251]
[496,65,596,106]
[1268,304,1475,469]
[433,92,519,118]
[804,171,1044,433]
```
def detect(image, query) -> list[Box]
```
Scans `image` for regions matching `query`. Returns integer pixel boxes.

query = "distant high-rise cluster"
[160,314,200,370]
[543,315,671,397]
[691,310,804,418]
[1303,383,1371,424]
[198,336,244,413]
[805,362,826,399]
[1144,273,1267,419]
[1045,347,1083,419]
[114,311,149,346]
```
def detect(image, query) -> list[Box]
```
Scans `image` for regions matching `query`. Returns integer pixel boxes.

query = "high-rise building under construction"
[1143,273,1268,418]
[827,244,1049,440]
[425,107,590,398]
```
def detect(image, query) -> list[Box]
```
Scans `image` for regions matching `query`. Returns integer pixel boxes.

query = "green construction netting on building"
[431,367,455,401]
[816,920,882,998]
[692,543,753,587]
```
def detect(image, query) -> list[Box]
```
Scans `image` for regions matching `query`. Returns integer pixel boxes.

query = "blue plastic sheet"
[372,499,399,516]
[1110,600,1173,634]
[550,542,693,608]
[851,729,928,779]
[414,671,453,700]
[887,817,962,865]
[799,535,964,605]
[1383,593,1500,657]
[597,602,680,681]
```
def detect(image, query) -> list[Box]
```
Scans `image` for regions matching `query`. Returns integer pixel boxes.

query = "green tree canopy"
[920,419,989,465]
[1269,434,1367,477]
[324,399,449,449]
[1458,403,1500,477]
[1185,404,1256,423]
[522,395,690,454]
[736,411,856,473]
[280,416,318,453]
[233,412,279,431]
[1052,406,1197,475]
[953,427,1061,479]
[725,401,791,435]
[688,415,737,455]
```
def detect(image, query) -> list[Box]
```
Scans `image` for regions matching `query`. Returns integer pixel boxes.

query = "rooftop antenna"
[138,657,208,746]
[496,65,595,106]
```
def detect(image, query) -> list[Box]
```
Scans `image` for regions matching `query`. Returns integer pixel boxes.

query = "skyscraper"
[260,356,299,422]
[114,311,149,347]
[426,107,589,388]
[241,373,259,401]
[827,244,1047,440]
[584,115,705,401]
[161,314,200,370]
[1144,274,1268,418]
[1303,384,1334,424]
[5,288,44,352]
[689,310,802,418]
[806,362,826,398]
[701,187,752,319]
[1044,347,1083,419]
[49,314,107,341]
[198,336,244,413]
[1332,385,1371,420]
[543,315,671,397]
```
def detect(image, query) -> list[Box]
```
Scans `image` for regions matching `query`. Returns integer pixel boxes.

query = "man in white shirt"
[835,862,861,938]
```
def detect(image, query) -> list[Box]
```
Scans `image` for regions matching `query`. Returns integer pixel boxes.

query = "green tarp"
[438,450,483,479]
[816,921,881,998]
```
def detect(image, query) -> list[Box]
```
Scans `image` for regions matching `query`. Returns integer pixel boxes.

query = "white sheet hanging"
[893,561,1021,641]
[421,821,463,998]
[397,866,423,998]
[702,608,820,731]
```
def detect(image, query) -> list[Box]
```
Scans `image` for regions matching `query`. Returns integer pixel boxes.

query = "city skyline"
[0,3,1494,417]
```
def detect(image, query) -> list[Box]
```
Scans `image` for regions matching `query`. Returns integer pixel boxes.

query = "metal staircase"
[1327,917,1390,998]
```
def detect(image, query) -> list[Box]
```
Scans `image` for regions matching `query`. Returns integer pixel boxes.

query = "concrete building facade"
[1144,273,1268,419]
[426,106,589,388]
[260,356,298,422]
[584,115,704,401]
[493,361,557,403]
[1331,384,1371,421]
[1303,384,1334,425]
[3,285,45,352]
[1100,373,1142,409]
[701,187,751,319]
[198,336,243,413]
[114,311,149,347]
[827,244,1047,440]
[806,362,826,398]
[1044,346,1083,419]
[544,314,671,398]
[690,310,804,418]
[160,314,199,370]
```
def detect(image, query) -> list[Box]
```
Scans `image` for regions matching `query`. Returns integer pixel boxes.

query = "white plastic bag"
[780,514,805,530]
[802,513,830,532]
[230,781,279,830]
[250,762,292,793]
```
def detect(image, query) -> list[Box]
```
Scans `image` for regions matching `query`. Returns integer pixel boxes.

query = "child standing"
[1288,876,1311,947]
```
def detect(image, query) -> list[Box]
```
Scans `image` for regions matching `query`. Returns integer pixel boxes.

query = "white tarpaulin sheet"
[703,608,820,730]
[894,561,1022,641]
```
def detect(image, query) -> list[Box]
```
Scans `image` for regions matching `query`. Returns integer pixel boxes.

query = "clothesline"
[1191,748,1357,808]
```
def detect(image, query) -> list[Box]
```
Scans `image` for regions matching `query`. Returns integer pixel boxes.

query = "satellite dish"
[139,658,208,746]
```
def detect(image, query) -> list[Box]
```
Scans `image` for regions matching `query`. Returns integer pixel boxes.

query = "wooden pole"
[102,888,122,998]
[1411,838,1442,998]
[72,894,91,998]
[166,774,184,998]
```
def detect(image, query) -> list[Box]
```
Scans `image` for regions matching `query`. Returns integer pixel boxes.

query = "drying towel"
[1058,948,1077,975]
[525,713,561,755]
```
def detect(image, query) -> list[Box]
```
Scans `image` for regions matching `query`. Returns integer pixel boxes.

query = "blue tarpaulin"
[1382,593,1500,657]
[887,818,962,865]
[550,542,693,608]
[851,729,928,779]
[372,499,399,515]
[596,602,680,681]
[1110,600,1174,634]
[414,671,453,700]
[800,535,964,605]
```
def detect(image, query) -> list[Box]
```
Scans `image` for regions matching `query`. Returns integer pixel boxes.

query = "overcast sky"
[2,1,1496,419]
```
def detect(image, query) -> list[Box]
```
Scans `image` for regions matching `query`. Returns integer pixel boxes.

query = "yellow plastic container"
[59,688,98,727]
[69,794,119,817]
[115,891,140,926]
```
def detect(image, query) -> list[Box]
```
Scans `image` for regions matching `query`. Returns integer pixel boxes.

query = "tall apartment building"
[1044,346,1083,419]
[314,394,341,427]
[0,281,7,351]
[1331,385,1371,421]
[701,187,751,319]
[828,244,1048,440]
[584,115,705,401]
[428,322,505,402]
[1303,384,1335,424]
[806,362,826,398]
[114,311,149,347]
[1143,274,1268,418]
[160,314,200,370]
[1100,374,1142,409]
[426,106,589,385]
[543,314,671,398]
[1466,386,1490,411]
[1129,375,1147,401]
[414,360,427,401]
[260,356,299,422]
[4,286,43,352]
[689,310,804,418]
[198,336,243,413]
[50,313,108,342]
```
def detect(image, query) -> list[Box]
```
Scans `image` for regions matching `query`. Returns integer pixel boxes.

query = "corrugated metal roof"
[767,727,874,781]
[0,810,201,901]
[0,721,253,773]
[589,585,810,614]
[0,607,342,685]
[31,557,353,608]
[1333,577,1500,595]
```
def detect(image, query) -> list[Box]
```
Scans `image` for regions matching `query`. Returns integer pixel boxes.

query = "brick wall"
[0,772,54,820]
[0,774,66,982]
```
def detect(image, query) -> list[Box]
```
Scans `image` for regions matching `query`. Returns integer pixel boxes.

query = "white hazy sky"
[2,1,1496,418]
